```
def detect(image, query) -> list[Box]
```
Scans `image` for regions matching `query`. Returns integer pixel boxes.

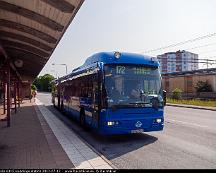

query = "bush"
[171,88,182,100]
[195,80,213,92]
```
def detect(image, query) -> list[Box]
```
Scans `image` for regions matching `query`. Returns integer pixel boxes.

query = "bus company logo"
[135,121,142,128]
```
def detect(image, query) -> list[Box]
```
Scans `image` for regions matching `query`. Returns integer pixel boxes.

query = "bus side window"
[102,84,108,108]
[75,80,80,97]
[94,83,99,106]
[92,73,99,106]
[88,76,93,98]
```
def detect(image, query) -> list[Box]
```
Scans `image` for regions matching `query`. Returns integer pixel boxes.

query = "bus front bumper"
[99,123,164,135]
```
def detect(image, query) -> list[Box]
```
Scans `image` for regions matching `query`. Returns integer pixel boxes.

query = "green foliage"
[33,74,55,92]
[31,84,37,91]
[167,98,216,107]
[195,80,213,92]
[171,88,182,100]
[51,84,57,94]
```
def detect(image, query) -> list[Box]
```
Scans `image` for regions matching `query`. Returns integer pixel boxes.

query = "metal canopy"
[0,0,84,82]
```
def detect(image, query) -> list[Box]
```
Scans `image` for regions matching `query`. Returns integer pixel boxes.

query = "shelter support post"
[18,82,20,108]
[6,64,11,127]
[14,82,17,114]
[3,82,6,114]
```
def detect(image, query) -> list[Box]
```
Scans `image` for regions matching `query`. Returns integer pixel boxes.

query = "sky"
[39,0,216,78]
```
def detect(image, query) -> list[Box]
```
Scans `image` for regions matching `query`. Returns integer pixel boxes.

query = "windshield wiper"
[129,102,152,108]
[129,102,150,105]
[111,104,131,108]
[111,102,152,111]
[111,104,133,111]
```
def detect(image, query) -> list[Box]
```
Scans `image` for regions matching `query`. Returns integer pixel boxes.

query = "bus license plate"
[131,129,143,133]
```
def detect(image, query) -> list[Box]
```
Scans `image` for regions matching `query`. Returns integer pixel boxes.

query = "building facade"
[162,68,216,99]
[157,50,199,73]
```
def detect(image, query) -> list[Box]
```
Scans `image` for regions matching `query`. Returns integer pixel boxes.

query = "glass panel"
[104,65,163,108]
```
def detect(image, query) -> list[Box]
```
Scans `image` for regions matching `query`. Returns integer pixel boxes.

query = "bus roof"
[82,52,159,67]
[55,52,160,83]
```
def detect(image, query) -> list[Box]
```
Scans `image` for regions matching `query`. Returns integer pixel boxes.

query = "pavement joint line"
[35,98,115,169]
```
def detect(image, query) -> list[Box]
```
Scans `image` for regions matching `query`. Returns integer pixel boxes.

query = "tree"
[31,84,37,91]
[33,74,55,92]
[195,80,213,92]
[33,76,42,91]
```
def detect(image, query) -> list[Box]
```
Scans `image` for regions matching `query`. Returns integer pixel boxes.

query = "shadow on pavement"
[45,105,158,160]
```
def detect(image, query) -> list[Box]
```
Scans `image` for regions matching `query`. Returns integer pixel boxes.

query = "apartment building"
[157,50,199,73]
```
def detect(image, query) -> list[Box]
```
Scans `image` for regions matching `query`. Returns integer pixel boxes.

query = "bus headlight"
[107,121,119,126]
[107,121,115,126]
[155,118,162,123]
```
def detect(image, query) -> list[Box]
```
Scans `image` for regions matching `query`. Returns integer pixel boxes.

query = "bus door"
[91,81,99,128]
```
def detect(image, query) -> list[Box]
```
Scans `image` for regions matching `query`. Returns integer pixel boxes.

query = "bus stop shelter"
[0,0,84,127]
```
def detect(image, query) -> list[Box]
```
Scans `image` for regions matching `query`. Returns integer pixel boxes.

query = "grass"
[167,98,216,107]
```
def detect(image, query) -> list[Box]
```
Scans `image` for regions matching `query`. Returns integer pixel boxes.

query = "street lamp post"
[52,63,68,75]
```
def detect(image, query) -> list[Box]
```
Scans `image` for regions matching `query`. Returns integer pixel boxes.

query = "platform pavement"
[0,98,114,169]
[0,100,73,169]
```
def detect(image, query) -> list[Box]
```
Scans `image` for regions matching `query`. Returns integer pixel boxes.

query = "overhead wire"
[141,32,216,54]
[185,42,216,51]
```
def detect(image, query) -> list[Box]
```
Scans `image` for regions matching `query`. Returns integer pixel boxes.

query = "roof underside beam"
[2,39,49,57]
[41,0,75,13]
[0,31,53,51]
[0,19,57,43]
[6,47,47,64]
[0,0,64,31]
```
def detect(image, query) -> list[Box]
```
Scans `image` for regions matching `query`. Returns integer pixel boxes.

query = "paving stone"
[0,100,74,169]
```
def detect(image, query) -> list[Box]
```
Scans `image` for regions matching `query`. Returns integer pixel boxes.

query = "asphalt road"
[37,92,216,169]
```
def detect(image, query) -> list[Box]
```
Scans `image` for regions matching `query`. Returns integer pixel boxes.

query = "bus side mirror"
[163,90,166,106]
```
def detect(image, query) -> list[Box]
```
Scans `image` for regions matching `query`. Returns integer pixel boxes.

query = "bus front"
[100,63,164,135]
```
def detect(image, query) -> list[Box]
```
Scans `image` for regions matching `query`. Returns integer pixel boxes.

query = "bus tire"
[80,109,86,128]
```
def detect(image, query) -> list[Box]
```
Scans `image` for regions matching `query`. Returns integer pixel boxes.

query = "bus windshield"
[104,64,164,108]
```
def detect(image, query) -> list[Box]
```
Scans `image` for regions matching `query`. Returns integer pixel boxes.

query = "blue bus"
[52,52,166,135]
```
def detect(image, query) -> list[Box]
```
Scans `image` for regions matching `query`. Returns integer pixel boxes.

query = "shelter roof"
[0,0,84,82]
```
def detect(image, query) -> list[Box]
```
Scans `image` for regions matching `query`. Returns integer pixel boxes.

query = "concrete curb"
[166,103,216,111]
